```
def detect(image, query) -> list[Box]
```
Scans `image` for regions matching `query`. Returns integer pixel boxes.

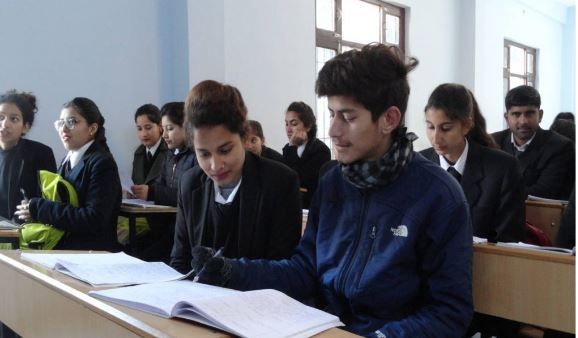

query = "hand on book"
[190,246,233,286]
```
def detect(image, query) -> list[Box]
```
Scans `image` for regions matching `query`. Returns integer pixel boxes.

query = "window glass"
[510,76,525,88]
[316,47,337,147]
[510,45,525,75]
[316,0,335,31]
[385,14,399,45]
[342,0,380,44]
[526,54,534,74]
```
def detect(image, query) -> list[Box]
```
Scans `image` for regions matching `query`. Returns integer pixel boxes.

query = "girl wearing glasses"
[16,97,121,251]
[0,90,56,222]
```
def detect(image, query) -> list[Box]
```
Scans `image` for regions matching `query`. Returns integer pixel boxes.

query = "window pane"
[316,47,337,149]
[510,45,525,75]
[385,14,399,45]
[342,0,380,44]
[526,53,534,74]
[316,0,335,31]
[510,76,525,88]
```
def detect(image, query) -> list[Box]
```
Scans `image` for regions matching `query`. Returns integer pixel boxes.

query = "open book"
[21,252,187,287]
[497,242,575,255]
[121,198,172,208]
[0,219,21,230]
[90,281,343,338]
[527,195,569,205]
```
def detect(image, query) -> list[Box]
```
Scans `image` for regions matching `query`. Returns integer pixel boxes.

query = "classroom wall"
[0,0,189,174]
[0,0,573,173]
[474,0,575,133]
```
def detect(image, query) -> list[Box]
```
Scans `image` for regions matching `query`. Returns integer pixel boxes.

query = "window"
[315,0,405,148]
[503,40,537,96]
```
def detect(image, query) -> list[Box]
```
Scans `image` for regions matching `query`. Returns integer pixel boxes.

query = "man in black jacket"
[492,85,574,200]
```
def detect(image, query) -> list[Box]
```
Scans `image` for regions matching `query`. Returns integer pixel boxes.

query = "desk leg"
[128,217,137,255]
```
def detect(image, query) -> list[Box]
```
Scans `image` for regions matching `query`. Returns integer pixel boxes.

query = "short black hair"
[505,85,541,111]
[316,43,418,131]
[134,103,161,124]
[160,102,185,126]
[0,90,38,127]
[247,120,264,140]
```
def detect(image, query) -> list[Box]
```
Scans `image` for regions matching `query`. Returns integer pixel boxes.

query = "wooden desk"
[0,229,19,249]
[473,243,575,333]
[0,251,357,337]
[119,205,177,255]
[525,200,566,243]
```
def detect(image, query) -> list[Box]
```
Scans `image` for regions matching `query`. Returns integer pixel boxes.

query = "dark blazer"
[2,139,56,221]
[261,145,284,163]
[170,152,302,274]
[492,128,575,200]
[282,138,331,209]
[131,140,170,185]
[29,142,121,251]
[420,142,526,242]
[148,147,197,207]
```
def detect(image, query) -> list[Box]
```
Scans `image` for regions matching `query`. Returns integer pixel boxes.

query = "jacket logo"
[390,225,408,237]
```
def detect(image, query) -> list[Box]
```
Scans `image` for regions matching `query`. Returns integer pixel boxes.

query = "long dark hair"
[63,97,110,152]
[425,83,497,148]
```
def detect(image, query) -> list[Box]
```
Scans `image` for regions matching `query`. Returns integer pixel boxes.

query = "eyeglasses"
[54,117,82,131]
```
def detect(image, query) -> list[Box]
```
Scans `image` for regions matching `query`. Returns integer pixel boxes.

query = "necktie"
[63,160,71,176]
[146,151,153,163]
[447,167,462,182]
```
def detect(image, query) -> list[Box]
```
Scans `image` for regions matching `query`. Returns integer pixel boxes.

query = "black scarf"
[341,129,417,190]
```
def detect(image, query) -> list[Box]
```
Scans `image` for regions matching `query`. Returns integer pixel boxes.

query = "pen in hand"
[193,247,224,283]
[15,188,30,221]
[20,188,29,202]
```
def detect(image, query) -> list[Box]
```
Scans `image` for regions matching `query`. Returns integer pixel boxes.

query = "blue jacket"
[229,153,473,337]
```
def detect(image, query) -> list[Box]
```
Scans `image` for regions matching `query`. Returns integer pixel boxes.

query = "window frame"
[503,39,537,90]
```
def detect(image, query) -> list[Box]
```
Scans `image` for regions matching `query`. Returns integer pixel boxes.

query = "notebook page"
[21,252,143,270]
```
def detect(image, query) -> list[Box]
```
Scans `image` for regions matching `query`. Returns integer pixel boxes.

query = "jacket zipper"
[336,193,368,293]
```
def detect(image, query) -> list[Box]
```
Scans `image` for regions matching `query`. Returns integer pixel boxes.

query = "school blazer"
[131,141,169,185]
[420,142,526,242]
[492,128,575,200]
[170,152,302,274]
[29,142,121,251]
[282,138,331,208]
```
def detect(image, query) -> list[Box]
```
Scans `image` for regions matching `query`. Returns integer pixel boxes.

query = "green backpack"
[20,170,79,250]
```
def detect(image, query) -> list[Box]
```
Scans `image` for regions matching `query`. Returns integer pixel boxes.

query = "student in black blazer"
[282,101,331,209]
[131,104,169,186]
[421,83,525,243]
[492,85,575,200]
[16,97,121,252]
[170,80,301,274]
[421,84,526,338]
[244,119,284,163]
[0,90,56,221]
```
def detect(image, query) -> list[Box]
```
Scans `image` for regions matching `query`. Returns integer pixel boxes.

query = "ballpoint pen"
[193,247,224,283]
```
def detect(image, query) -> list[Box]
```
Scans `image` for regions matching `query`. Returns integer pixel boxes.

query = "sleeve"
[299,141,331,192]
[494,159,526,242]
[29,154,121,236]
[527,140,575,199]
[170,174,193,274]
[148,155,179,206]
[227,187,323,300]
[264,168,302,259]
[370,199,474,337]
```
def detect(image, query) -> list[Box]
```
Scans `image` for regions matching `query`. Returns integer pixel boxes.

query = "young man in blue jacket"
[191,43,473,337]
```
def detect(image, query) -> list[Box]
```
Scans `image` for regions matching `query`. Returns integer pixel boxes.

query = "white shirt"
[510,131,536,152]
[297,142,307,158]
[438,139,469,176]
[64,140,95,169]
[214,179,242,205]
[147,137,162,157]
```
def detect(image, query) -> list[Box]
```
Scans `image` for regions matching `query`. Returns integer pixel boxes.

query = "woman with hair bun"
[16,97,121,251]
[0,90,56,221]
[170,80,301,274]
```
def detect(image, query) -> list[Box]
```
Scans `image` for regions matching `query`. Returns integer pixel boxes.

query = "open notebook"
[90,281,343,338]
[21,252,187,287]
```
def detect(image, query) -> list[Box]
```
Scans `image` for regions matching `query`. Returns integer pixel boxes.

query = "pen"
[20,188,29,203]
[193,247,224,283]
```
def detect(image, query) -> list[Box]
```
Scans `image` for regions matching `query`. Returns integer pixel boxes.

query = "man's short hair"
[505,85,541,111]
[315,43,418,126]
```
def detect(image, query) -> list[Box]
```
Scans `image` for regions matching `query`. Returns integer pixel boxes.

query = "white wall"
[187,0,316,152]
[0,0,189,174]
[475,0,574,133]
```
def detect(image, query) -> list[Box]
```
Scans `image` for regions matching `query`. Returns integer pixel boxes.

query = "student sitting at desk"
[131,102,197,262]
[0,90,56,222]
[131,103,169,186]
[189,44,473,337]
[420,83,525,243]
[244,119,284,163]
[16,97,121,251]
[170,80,302,274]
[282,101,331,209]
